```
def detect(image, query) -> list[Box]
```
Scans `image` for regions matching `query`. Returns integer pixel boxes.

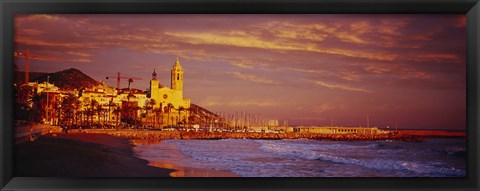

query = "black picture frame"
[1,0,479,190]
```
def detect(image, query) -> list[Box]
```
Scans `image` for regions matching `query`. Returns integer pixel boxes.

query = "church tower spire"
[171,57,184,91]
[152,69,157,80]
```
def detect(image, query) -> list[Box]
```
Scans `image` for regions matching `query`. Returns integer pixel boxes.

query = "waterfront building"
[27,81,59,93]
[78,83,118,124]
[78,82,152,125]
[292,126,390,135]
[116,88,148,125]
[80,83,117,107]
[22,82,62,125]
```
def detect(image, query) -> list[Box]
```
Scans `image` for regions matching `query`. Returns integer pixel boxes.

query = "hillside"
[189,103,223,125]
[31,68,100,90]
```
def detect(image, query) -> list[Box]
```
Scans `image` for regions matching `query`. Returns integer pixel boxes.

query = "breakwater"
[69,129,425,142]
[396,130,466,138]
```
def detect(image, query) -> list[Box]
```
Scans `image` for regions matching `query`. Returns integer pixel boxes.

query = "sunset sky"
[14,14,466,130]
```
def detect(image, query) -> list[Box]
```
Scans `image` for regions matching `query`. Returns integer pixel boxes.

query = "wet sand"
[131,139,239,177]
[15,133,174,177]
[148,161,239,177]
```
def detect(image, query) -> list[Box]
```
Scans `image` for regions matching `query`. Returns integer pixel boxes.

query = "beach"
[14,132,466,177]
[14,133,176,177]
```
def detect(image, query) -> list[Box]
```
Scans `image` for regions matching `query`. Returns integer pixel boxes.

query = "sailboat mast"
[367,115,370,128]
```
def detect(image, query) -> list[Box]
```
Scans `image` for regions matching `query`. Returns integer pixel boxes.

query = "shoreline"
[15,133,175,177]
[15,132,239,177]
[147,161,239,177]
[131,139,240,177]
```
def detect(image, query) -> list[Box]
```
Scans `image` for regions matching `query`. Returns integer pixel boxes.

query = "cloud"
[255,21,329,42]
[364,64,393,74]
[310,79,371,93]
[15,37,100,49]
[200,96,280,107]
[289,67,324,74]
[364,63,432,80]
[408,54,461,63]
[231,62,254,69]
[164,31,397,61]
[313,103,336,114]
[289,67,361,82]
[349,21,374,34]
[66,51,93,58]
[13,14,463,92]
[252,19,417,49]
[17,14,62,23]
[335,32,366,44]
[339,70,361,81]
[14,50,91,63]
[231,72,279,85]
[20,28,45,36]
[229,59,257,69]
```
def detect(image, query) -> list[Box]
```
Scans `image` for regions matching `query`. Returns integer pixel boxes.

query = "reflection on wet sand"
[148,161,239,177]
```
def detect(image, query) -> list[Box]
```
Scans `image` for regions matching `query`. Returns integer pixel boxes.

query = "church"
[149,58,191,125]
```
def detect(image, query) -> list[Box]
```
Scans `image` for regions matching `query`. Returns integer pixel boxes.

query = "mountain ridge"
[30,68,100,90]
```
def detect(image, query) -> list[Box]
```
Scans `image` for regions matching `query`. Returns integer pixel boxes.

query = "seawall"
[395,130,466,138]
[67,129,425,142]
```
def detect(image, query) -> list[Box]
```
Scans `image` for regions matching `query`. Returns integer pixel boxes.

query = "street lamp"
[46,76,50,125]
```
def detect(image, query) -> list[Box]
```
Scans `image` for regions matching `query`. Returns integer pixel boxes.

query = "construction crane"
[105,72,142,92]
[14,49,74,125]
[14,49,75,84]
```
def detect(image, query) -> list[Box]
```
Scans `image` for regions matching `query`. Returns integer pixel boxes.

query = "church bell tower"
[171,57,183,91]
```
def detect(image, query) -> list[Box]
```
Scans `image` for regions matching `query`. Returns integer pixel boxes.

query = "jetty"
[68,129,425,142]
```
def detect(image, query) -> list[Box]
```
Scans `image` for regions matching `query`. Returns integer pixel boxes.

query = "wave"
[433,147,467,158]
[258,140,466,177]
[134,139,466,177]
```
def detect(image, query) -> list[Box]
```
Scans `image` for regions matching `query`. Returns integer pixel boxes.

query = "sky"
[14,14,466,130]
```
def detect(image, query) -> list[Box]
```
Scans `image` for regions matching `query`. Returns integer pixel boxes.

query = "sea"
[133,138,466,177]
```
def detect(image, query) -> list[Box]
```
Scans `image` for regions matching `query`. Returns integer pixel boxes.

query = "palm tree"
[142,104,149,126]
[80,109,86,126]
[127,78,134,90]
[132,105,141,128]
[167,103,174,126]
[96,106,102,126]
[73,98,80,126]
[153,108,162,129]
[142,99,154,127]
[112,105,121,128]
[147,99,156,127]
[61,93,79,126]
[75,109,82,126]
[107,100,115,125]
[15,85,34,121]
[89,99,98,127]
[178,106,185,126]
[31,91,45,123]
[101,105,108,125]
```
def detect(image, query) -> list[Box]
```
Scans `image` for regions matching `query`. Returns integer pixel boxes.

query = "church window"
[177,74,179,80]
